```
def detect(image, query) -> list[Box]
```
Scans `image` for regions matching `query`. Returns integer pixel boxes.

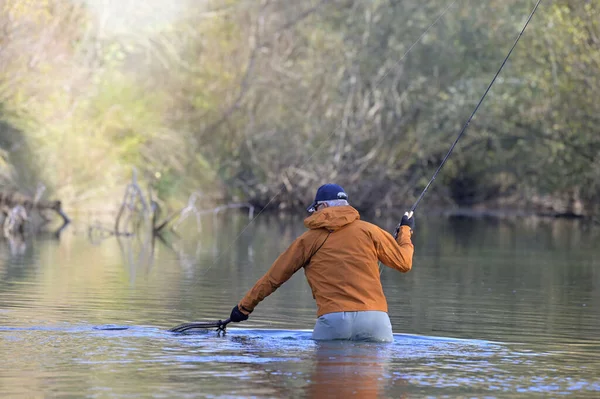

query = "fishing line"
[382,0,542,277]
[406,0,543,216]
[176,0,459,298]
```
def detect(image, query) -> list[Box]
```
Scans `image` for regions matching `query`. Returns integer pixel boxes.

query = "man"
[229,183,415,342]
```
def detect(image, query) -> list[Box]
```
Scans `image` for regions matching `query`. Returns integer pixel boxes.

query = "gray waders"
[311,311,393,342]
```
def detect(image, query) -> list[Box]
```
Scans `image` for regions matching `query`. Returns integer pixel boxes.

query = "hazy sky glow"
[82,0,193,34]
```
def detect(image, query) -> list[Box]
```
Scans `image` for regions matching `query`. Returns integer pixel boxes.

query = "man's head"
[306,183,348,213]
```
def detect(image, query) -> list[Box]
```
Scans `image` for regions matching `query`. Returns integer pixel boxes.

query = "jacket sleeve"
[238,231,321,314]
[373,225,414,272]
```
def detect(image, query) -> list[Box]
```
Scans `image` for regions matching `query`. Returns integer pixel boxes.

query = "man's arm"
[238,230,324,315]
[373,225,414,272]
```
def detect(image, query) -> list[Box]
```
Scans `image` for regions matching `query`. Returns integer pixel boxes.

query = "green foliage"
[0,0,598,215]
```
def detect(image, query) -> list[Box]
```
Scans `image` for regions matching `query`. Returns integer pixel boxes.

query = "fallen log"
[0,191,70,226]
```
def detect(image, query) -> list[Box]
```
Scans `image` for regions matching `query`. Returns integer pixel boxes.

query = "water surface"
[0,214,599,397]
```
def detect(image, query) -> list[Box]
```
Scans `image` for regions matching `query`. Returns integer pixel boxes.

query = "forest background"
[0,0,598,218]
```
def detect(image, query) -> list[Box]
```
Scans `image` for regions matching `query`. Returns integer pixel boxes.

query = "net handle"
[169,318,231,333]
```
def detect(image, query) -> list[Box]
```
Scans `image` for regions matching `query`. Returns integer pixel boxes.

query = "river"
[0,212,599,397]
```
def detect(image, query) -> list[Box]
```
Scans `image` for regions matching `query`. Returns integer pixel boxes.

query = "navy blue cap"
[306,183,348,212]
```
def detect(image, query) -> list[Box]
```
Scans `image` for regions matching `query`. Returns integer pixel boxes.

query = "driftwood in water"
[2,205,28,236]
[0,191,70,237]
[91,171,161,238]
[114,177,148,236]
[89,170,255,244]
[158,191,255,234]
[114,171,254,236]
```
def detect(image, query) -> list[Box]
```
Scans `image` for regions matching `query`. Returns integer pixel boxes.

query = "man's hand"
[230,305,249,323]
[400,211,415,231]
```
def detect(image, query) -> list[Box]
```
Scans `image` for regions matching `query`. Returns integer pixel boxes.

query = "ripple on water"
[0,325,599,397]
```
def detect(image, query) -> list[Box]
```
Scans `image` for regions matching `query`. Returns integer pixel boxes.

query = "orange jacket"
[238,206,414,317]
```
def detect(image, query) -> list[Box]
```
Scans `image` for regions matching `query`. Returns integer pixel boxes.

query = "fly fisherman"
[229,183,415,342]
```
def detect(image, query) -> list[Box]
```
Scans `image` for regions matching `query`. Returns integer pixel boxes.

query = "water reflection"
[4,235,27,256]
[306,341,395,399]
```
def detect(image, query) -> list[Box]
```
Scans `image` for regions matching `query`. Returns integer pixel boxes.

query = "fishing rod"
[171,0,542,331]
[397,0,542,230]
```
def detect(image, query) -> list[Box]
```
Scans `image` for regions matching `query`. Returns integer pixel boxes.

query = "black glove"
[230,305,249,323]
[400,211,415,231]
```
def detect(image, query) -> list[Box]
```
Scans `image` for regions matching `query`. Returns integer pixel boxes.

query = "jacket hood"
[304,206,360,231]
